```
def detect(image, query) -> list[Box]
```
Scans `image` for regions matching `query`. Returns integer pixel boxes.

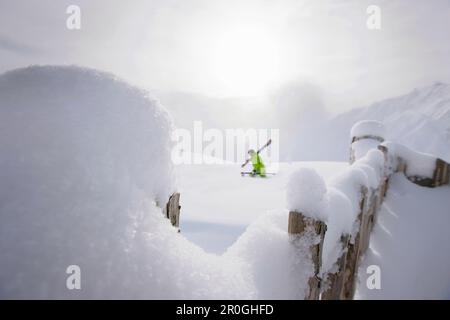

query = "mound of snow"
[0,66,313,299]
[0,65,180,298]
[225,211,314,299]
[287,168,327,220]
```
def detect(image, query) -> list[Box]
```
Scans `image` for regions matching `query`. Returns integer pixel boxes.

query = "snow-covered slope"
[357,173,450,299]
[318,83,450,162]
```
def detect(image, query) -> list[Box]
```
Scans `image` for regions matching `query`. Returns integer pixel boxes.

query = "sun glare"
[209,24,282,97]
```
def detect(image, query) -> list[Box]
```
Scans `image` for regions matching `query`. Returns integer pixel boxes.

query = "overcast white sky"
[0,0,449,113]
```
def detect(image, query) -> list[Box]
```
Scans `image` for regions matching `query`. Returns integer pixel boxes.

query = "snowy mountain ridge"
[320,82,450,162]
[342,82,450,129]
[159,82,450,163]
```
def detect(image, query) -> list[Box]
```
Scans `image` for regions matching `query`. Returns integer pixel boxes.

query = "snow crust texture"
[0,66,179,298]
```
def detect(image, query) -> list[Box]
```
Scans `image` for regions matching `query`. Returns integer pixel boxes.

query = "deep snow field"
[177,161,347,254]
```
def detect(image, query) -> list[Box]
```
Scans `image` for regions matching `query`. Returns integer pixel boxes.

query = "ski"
[241,139,272,168]
[240,171,276,176]
[257,138,272,154]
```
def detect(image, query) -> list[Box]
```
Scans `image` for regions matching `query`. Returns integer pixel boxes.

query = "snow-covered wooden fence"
[381,141,450,188]
[401,156,450,187]
[289,120,449,300]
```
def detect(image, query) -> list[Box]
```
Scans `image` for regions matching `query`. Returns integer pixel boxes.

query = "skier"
[240,139,272,177]
[244,149,266,177]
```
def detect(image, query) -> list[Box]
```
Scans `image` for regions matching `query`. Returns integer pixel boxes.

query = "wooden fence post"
[288,211,326,300]
[362,191,378,255]
[341,186,368,299]
[166,192,181,229]
[321,234,349,300]
[434,158,450,187]
[444,162,450,185]
[380,177,389,201]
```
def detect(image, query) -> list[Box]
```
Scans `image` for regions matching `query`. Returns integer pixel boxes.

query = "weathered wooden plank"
[397,158,407,174]
[341,186,367,300]
[288,211,326,300]
[359,193,375,256]
[321,234,349,300]
[443,162,450,185]
[405,158,450,188]
[408,175,435,187]
[381,177,389,200]
[434,158,450,187]
[166,192,181,229]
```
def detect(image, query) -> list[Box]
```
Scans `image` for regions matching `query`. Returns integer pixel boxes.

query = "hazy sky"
[0,0,449,113]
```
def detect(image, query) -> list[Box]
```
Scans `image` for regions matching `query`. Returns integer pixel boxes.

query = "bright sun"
[209,24,282,97]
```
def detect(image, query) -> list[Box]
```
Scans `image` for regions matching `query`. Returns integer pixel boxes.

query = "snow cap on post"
[287,168,327,221]
[350,120,386,142]
[350,120,386,163]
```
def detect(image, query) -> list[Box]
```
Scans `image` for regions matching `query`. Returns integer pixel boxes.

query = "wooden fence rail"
[433,158,449,187]
[292,132,449,300]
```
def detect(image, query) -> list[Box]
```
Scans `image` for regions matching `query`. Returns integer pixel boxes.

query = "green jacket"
[251,153,266,176]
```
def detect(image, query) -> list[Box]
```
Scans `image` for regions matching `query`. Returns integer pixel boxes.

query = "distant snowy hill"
[317,83,450,162]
